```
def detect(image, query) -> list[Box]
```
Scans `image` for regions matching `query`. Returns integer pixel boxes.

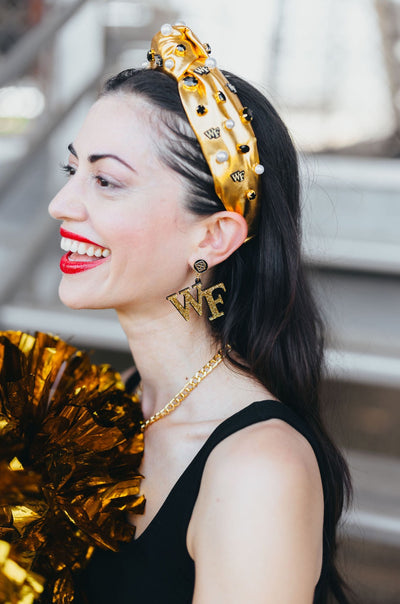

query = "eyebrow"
[67,143,136,172]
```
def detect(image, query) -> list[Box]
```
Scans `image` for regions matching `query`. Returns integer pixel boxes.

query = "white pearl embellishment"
[216,150,229,163]
[161,23,173,35]
[205,57,217,68]
[225,119,235,130]
[164,58,175,70]
[254,164,265,175]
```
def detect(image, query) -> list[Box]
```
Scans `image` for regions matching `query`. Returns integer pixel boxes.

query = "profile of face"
[49,95,199,319]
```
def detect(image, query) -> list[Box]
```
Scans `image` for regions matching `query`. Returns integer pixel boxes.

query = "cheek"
[104,222,177,285]
[115,215,191,290]
[107,201,184,250]
[93,176,190,268]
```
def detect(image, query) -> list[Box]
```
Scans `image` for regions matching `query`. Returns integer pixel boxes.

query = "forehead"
[74,94,155,157]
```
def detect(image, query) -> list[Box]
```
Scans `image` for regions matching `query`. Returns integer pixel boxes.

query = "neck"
[117,307,218,420]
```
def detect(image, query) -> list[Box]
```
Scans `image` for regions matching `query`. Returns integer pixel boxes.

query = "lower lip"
[60,252,109,274]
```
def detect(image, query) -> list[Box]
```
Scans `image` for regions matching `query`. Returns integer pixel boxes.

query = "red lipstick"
[60,227,104,247]
[60,253,108,274]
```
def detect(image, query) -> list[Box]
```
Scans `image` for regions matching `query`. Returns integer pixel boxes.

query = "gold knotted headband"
[146,24,264,238]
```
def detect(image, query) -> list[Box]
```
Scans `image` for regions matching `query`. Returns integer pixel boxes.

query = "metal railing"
[0,0,87,89]
[0,0,104,307]
[0,0,97,199]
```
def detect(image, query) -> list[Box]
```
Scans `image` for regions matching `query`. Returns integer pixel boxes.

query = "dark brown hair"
[102,68,352,603]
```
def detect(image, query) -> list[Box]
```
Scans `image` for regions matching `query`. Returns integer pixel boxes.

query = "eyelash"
[60,164,115,189]
[60,163,76,177]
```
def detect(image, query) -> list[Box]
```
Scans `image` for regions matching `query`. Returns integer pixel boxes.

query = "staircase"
[303,153,400,602]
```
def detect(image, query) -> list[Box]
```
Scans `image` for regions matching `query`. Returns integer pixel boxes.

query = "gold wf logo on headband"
[204,127,221,140]
[146,23,264,238]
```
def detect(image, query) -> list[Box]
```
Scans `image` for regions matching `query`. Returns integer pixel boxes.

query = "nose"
[48,180,88,222]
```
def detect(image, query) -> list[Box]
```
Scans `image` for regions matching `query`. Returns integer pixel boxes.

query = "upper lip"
[60,227,105,248]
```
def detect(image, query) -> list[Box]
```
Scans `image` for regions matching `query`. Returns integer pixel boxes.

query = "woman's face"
[49,94,197,317]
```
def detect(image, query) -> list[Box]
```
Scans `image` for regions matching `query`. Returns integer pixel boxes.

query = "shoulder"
[187,414,324,602]
[200,416,322,502]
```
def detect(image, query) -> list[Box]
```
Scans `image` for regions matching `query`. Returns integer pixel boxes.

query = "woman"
[49,24,351,604]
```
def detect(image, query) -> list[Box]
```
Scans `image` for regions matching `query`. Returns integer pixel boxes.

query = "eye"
[96,176,112,188]
[60,163,76,177]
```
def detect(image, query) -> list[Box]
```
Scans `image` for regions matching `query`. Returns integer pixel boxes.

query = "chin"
[58,281,101,310]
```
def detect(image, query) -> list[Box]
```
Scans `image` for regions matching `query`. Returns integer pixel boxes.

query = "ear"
[189,210,248,268]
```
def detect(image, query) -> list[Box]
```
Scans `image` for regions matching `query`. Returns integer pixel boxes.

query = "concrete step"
[343,449,400,547]
[301,154,400,275]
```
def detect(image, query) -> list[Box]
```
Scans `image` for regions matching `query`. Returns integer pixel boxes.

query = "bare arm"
[187,419,324,603]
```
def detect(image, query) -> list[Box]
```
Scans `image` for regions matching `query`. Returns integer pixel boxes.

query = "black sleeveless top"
[75,400,327,603]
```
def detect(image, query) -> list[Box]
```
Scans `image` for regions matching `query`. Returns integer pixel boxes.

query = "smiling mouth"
[61,236,110,259]
[59,236,111,274]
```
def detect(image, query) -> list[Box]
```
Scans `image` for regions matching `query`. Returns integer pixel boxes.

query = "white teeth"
[61,237,71,251]
[60,236,110,259]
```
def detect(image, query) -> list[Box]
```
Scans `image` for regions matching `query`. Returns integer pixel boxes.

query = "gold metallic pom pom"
[0,331,145,603]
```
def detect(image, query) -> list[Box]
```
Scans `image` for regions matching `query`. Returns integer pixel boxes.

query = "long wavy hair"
[101,68,352,603]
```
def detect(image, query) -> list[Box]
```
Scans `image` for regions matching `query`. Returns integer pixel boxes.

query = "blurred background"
[0,0,399,600]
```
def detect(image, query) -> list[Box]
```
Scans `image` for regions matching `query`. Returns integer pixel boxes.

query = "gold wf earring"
[166,259,226,321]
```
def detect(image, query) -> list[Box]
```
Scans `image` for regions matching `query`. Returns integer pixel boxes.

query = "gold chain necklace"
[139,345,230,431]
